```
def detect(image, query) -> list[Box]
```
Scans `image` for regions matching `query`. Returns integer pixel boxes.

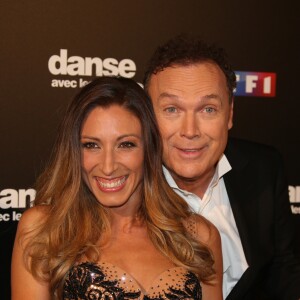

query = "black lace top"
[63,261,202,300]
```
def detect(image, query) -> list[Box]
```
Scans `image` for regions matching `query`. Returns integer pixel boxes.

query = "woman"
[11,77,222,299]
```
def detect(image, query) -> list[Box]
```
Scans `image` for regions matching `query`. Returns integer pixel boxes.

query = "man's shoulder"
[226,137,282,160]
[225,138,285,174]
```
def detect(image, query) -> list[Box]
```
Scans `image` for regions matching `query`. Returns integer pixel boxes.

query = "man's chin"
[168,166,204,182]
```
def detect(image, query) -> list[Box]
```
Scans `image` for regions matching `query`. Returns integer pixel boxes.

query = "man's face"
[148,62,233,190]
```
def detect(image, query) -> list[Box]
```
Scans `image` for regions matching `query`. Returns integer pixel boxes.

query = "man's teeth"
[97,177,126,188]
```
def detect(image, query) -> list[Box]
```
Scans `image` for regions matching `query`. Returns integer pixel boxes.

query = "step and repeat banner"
[1,1,299,298]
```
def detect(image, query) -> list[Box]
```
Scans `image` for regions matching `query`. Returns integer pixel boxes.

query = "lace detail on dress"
[63,262,202,300]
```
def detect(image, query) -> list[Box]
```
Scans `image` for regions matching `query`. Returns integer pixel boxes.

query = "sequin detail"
[63,262,202,299]
[184,218,198,240]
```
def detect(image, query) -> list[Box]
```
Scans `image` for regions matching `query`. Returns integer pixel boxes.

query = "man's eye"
[204,107,216,113]
[82,142,99,149]
[119,141,136,148]
[165,107,177,113]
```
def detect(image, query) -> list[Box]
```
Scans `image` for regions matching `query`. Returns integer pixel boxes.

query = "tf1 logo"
[234,71,276,97]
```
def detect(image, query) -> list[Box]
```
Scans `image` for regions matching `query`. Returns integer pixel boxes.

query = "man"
[143,35,300,299]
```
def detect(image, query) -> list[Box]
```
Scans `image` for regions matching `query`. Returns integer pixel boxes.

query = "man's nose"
[180,113,200,139]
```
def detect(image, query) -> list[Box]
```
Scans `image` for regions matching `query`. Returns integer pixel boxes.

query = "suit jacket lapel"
[224,140,259,266]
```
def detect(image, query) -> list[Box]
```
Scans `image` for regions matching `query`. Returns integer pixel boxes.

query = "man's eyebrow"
[158,92,179,101]
[158,92,222,102]
[202,94,222,101]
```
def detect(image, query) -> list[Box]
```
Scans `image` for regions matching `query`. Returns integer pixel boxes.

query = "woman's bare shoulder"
[185,214,220,246]
[17,205,50,232]
[12,205,51,299]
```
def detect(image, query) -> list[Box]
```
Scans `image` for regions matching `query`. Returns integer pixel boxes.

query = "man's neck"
[171,169,216,199]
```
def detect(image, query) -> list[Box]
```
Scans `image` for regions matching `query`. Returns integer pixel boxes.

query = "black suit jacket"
[224,138,300,300]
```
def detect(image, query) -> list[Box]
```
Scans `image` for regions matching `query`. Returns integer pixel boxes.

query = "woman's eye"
[82,142,99,149]
[119,141,136,148]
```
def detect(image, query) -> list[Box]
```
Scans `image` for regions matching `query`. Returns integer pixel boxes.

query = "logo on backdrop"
[48,49,137,88]
[234,71,276,97]
[48,51,277,96]
[289,185,300,214]
[0,188,35,222]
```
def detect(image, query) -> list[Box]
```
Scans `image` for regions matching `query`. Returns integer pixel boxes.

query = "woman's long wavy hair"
[23,77,215,298]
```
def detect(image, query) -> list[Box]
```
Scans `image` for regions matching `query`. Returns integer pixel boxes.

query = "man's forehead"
[150,62,224,83]
[148,62,229,102]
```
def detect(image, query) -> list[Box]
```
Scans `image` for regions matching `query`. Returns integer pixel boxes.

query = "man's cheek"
[158,124,171,138]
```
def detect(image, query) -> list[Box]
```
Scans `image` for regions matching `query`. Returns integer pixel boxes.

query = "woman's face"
[81,105,144,212]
